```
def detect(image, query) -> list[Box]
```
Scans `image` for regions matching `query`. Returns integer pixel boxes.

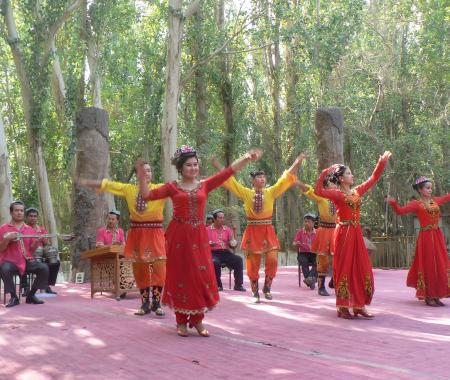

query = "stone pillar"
[315,107,345,170]
[71,107,110,281]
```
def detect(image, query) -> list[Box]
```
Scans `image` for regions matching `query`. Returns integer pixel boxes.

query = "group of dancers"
[78,146,449,336]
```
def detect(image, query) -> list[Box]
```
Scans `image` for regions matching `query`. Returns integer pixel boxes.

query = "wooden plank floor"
[1,268,449,380]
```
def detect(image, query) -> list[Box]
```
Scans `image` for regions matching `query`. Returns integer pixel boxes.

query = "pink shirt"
[207,225,234,251]
[294,228,316,253]
[96,227,125,246]
[0,223,36,274]
[30,225,49,248]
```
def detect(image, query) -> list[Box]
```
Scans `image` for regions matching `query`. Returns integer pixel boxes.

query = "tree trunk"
[284,0,301,246]
[50,39,67,124]
[215,0,240,233]
[161,0,201,220]
[192,10,208,160]
[315,108,345,170]
[263,2,285,248]
[71,107,110,281]
[80,0,115,211]
[0,113,13,224]
[3,0,82,241]
[161,0,184,185]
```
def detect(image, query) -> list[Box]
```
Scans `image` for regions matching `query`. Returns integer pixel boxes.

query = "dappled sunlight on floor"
[1,268,449,380]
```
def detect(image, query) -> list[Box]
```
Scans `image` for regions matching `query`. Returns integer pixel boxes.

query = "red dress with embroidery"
[143,167,234,315]
[315,159,387,309]
[389,194,450,299]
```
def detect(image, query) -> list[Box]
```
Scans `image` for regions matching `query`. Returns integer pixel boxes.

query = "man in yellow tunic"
[212,153,305,302]
[78,162,168,316]
[297,174,337,296]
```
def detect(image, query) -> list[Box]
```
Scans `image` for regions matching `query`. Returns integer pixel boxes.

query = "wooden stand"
[81,245,137,300]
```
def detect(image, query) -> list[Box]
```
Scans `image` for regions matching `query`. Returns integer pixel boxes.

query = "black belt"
[319,221,336,228]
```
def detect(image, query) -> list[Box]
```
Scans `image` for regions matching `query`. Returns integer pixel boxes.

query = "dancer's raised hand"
[247,148,263,161]
[380,151,392,162]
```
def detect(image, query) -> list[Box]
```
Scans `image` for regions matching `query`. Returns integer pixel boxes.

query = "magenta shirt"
[96,227,125,246]
[0,223,36,274]
[207,225,233,251]
[294,228,316,253]
[31,225,49,248]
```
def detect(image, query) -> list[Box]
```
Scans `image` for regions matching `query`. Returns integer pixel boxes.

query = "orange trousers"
[317,254,333,276]
[245,250,278,281]
[132,259,166,289]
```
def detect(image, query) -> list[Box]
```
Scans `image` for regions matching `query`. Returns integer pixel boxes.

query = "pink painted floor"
[1,268,449,380]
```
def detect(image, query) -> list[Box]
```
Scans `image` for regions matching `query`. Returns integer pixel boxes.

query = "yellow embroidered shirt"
[302,184,336,223]
[99,179,167,221]
[223,171,296,219]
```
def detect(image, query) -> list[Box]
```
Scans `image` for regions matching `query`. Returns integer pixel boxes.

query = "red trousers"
[175,312,204,327]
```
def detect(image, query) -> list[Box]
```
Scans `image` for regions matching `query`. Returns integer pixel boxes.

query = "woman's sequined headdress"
[171,145,197,165]
[412,176,431,190]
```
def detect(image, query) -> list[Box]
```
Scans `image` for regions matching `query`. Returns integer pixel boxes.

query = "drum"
[43,246,59,264]
[32,247,44,262]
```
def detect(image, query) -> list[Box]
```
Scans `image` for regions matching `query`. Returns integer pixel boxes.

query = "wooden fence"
[283,235,418,269]
[371,236,416,269]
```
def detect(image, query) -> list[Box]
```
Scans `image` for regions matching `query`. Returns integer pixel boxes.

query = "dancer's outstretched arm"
[315,167,344,202]
[204,149,263,193]
[209,148,263,172]
[231,149,263,173]
[77,178,102,188]
[268,153,306,199]
[356,151,391,196]
[434,193,450,206]
[385,198,419,215]
[287,153,306,175]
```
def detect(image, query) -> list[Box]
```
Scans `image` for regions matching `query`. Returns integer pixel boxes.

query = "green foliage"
[1,0,448,237]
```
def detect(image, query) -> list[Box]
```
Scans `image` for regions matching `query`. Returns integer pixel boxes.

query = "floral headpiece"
[412,176,432,190]
[333,164,346,175]
[171,145,197,165]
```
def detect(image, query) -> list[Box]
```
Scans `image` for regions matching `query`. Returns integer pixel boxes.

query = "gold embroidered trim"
[246,219,272,225]
[172,306,212,315]
[365,274,373,297]
[344,190,361,209]
[420,224,439,231]
[417,272,426,290]
[337,276,350,300]
[339,220,360,226]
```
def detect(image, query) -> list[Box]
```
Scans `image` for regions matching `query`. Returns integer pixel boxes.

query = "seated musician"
[20,207,60,295]
[207,209,245,292]
[294,213,317,290]
[96,210,125,247]
[0,201,49,307]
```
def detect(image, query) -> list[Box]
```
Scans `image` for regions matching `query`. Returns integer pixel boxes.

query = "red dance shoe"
[337,308,354,319]
[353,308,375,319]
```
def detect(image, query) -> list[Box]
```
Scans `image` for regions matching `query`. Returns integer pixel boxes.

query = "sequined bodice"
[417,200,440,227]
[336,189,362,223]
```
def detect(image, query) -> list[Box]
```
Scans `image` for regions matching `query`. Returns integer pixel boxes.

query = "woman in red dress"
[315,151,391,319]
[137,146,262,337]
[387,177,450,306]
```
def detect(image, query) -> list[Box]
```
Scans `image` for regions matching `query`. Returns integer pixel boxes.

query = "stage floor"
[1,268,449,380]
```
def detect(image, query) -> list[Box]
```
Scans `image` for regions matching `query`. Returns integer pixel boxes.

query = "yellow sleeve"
[98,179,132,198]
[302,184,322,203]
[267,171,297,199]
[222,176,253,201]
